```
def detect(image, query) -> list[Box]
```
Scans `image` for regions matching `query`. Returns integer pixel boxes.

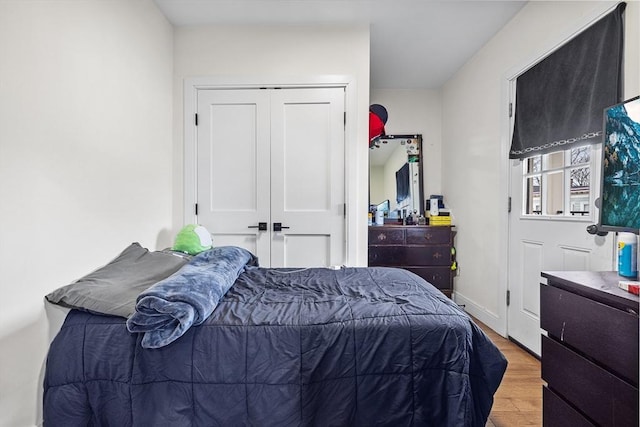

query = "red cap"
[369,111,386,141]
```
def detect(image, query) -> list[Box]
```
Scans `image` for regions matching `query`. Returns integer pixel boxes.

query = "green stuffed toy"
[172,224,213,255]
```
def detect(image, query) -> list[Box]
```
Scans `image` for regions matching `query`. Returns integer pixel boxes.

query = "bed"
[43,244,507,426]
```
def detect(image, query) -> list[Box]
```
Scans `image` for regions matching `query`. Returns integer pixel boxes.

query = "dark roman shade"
[509,3,626,159]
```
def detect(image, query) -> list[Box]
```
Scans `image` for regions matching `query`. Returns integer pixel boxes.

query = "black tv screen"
[598,96,640,233]
[376,199,390,214]
[395,163,409,203]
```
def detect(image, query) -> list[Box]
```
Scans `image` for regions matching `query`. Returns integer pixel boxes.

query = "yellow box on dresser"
[428,215,451,226]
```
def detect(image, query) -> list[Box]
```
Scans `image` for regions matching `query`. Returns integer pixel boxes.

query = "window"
[522,145,592,217]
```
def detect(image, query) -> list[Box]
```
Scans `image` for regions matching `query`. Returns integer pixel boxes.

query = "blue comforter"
[44,266,507,426]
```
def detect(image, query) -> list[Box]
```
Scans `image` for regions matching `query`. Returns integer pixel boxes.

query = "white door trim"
[183,75,359,265]
[497,2,621,338]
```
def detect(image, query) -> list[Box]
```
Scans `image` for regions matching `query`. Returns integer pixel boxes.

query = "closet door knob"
[273,223,290,232]
[248,222,268,231]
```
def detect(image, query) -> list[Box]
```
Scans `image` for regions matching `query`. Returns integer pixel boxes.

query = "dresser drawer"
[405,267,452,290]
[368,246,451,267]
[543,386,595,427]
[368,228,405,245]
[405,246,451,266]
[368,246,400,265]
[405,227,451,245]
[540,283,639,383]
[542,335,639,426]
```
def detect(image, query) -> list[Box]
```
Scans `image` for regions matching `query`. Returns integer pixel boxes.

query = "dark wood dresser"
[368,225,455,297]
[540,271,639,426]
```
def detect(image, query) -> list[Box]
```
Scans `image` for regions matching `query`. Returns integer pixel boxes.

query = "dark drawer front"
[405,227,451,245]
[405,267,452,290]
[405,246,451,266]
[542,336,639,427]
[368,246,451,267]
[540,283,639,383]
[543,386,595,427]
[368,228,405,245]
[368,246,400,265]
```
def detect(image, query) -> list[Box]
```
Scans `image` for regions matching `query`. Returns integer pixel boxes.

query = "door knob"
[248,222,268,231]
[586,224,608,236]
[273,222,290,232]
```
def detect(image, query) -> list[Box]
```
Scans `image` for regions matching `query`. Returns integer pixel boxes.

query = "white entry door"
[196,87,345,268]
[507,145,614,355]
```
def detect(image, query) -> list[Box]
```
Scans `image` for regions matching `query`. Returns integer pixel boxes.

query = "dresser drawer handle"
[377,233,387,241]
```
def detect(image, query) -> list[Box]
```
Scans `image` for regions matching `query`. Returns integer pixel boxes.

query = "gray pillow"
[45,243,191,318]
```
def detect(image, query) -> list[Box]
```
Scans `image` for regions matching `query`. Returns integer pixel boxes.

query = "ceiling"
[154,0,527,90]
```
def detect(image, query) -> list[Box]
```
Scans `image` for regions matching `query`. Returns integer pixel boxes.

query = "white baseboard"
[454,292,507,337]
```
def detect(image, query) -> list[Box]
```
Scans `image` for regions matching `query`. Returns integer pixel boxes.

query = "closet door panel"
[283,235,331,268]
[281,102,330,211]
[270,88,346,267]
[196,89,271,264]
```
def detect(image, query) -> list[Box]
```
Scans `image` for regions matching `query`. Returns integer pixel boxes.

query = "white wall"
[370,89,443,201]
[172,24,370,265]
[0,1,173,425]
[369,165,385,206]
[441,1,640,333]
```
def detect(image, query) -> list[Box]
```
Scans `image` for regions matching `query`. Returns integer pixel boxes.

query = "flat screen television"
[376,199,390,214]
[598,95,640,233]
[395,163,410,203]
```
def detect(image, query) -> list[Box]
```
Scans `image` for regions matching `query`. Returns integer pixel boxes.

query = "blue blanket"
[126,246,257,348]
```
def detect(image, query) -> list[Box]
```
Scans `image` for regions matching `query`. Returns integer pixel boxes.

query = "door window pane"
[522,146,592,218]
[570,166,590,216]
[525,175,541,214]
[545,171,564,215]
[571,146,590,165]
[547,151,564,169]
[526,156,542,173]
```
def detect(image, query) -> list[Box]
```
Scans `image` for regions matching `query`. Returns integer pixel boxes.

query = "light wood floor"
[475,318,544,427]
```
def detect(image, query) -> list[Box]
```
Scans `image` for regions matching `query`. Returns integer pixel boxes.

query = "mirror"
[369,134,424,221]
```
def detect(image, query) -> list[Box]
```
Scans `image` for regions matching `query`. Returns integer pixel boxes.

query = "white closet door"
[270,88,345,267]
[196,89,271,263]
[196,87,345,268]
